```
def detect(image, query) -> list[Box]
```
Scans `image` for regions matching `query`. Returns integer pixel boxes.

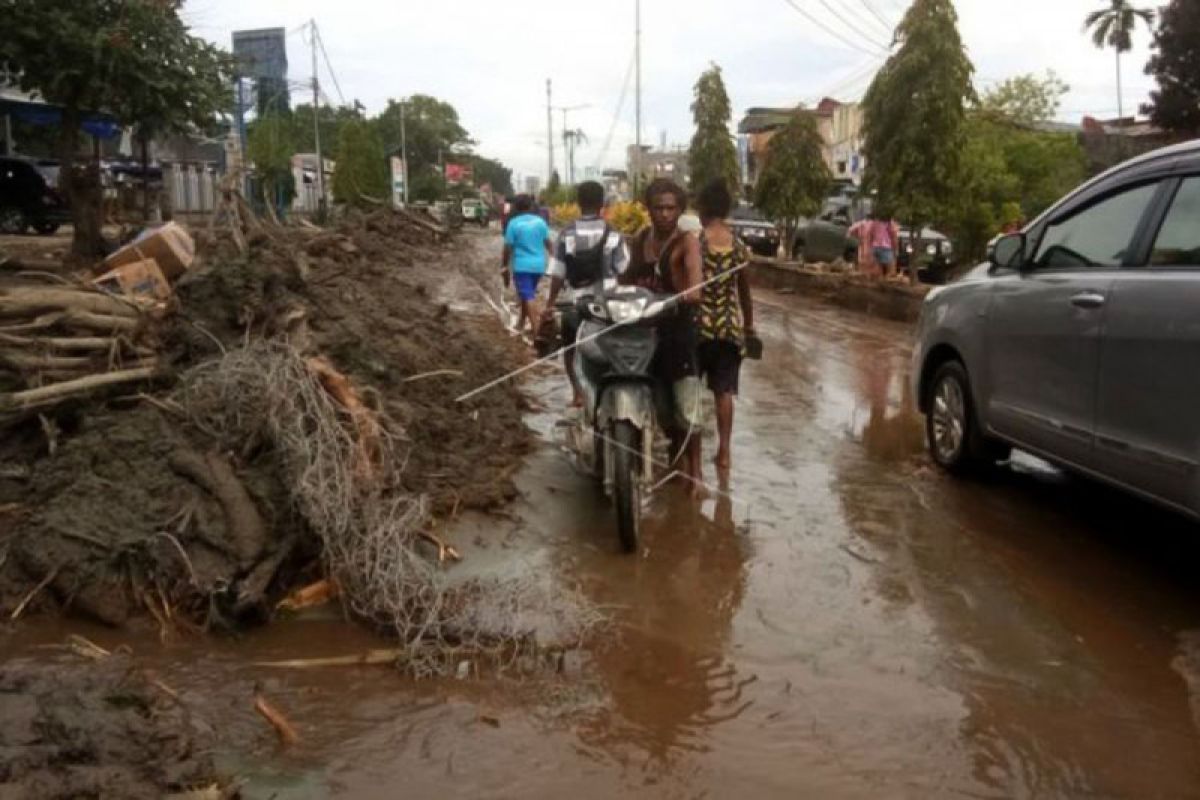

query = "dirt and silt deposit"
[0,209,589,796]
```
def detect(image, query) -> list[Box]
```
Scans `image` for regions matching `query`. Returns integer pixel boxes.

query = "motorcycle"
[557,281,679,553]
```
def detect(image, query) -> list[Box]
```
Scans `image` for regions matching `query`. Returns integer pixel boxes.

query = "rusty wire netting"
[178,341,603,677]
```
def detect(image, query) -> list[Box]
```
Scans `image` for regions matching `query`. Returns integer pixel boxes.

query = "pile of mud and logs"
[0,191,596,676]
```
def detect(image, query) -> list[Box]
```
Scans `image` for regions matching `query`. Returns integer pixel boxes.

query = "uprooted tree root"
[180,341,604,677]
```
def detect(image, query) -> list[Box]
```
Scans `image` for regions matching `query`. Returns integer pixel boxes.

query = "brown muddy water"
[5,285,1200,798]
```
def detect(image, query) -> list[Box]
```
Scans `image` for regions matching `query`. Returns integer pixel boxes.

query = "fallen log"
[0,332,127,352]
[254,694,300,746]
[60,310,141,335]
[0,350,97,372]
[0,365,162,411]
[253,649,405,668]
[167,449,267,570]
[395,207,449,238]
[0,287,140,319]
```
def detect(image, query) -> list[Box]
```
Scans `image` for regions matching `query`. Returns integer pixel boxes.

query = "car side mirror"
[990,233,1026,270]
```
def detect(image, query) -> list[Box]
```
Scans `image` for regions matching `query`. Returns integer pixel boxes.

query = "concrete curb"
[749,258,928,324]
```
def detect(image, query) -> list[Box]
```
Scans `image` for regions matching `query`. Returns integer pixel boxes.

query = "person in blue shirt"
[501,194,552,336]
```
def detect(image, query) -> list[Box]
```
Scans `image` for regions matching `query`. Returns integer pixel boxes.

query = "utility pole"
[554,104,589,184]
[634,0,642,196]
[310,19,326,220]
[399,100,409,205]
[546,79,554,188]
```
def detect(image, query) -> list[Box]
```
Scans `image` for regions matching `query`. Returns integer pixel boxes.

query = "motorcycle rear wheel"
[612,420,641,553]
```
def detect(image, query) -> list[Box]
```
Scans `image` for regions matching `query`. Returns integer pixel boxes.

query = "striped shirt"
[548,215,630,288]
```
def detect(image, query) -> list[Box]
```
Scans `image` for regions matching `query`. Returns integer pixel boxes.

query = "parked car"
[912,138,1200,518]
[788,201,953,279]
[0,156,70,235]
[730,204,780,257]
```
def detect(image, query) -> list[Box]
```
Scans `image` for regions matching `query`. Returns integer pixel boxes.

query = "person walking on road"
[868,211,900,280]
[696,179,755,475]
[543,180,630,407]
[623,178,705,493]
[502,194,553,337]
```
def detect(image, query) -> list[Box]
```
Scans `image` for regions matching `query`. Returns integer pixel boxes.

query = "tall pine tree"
[862,0,974,282]
[1142,0,1200,136]
[688,65,741,197]
[753,111,831,250]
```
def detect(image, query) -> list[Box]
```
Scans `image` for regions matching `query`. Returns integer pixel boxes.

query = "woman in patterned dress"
[696,180,756,475]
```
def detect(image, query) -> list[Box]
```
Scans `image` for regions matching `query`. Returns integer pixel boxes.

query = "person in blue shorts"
[502,194,552,336]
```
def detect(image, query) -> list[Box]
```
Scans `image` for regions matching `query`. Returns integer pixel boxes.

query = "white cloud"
[184,0,1162,182]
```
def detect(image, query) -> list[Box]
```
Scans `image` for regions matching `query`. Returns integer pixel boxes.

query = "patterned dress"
[697,234,749,352]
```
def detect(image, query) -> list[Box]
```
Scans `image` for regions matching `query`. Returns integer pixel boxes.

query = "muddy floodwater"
[6,283,1200,798]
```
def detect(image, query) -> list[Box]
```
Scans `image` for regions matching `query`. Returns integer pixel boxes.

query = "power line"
[827,0,893,42]
[857,0,895,34]
[780,0,886,57]
[594,49,636,172]
[313,22,347,107]
[812,0,890,51]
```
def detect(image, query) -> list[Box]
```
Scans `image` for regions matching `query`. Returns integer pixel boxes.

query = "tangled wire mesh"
[178,341,604,677]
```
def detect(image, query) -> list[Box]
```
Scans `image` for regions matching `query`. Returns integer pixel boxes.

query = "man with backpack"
[543,180,630,406]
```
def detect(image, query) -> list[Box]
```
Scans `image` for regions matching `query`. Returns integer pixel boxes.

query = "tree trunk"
[58,106,105,263]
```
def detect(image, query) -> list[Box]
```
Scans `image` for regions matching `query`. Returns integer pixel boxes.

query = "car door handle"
[1069,292,1106,309]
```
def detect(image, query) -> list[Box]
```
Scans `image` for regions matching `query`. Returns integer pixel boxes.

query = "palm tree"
[1084,1,1155,126]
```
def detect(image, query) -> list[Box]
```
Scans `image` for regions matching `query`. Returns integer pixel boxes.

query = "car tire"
[0,206,28,235]
[32,221,60,236]
[791,240,806,263]
[926,360,1008,474]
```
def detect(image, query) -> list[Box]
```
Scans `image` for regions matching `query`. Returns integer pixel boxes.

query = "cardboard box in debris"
[92,222,195,305]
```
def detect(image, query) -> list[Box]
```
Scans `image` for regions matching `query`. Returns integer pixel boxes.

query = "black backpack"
[564,223,611,289]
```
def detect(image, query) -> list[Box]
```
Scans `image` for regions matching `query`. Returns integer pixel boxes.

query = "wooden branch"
[0,332,124,352]
[0,287,139,319]
[253,649,405,668]
[254,694,300,746]
[0,365,162,411]
[60,310,140,335]
[395,207,449,237]
[0,350,96,372]
[168,449,267,569]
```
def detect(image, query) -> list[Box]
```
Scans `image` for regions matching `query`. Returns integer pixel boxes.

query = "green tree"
[2,0,232,258]
[1142,0,1200,136]
[374,95,472,201]
[332,118,389,208]
[979,71,1069,125]
[687,64,740,197]
[287,103,363,160]
[753,111,831,247]
[1084,1,1155,125]
[247,110,297,211]
[468,155,514,197]
[862,0,974,282]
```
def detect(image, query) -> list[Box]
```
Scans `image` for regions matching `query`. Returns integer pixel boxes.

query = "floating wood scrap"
[0,282,162,418]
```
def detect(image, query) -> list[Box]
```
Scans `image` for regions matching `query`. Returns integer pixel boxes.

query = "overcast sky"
[182,0,1159,186]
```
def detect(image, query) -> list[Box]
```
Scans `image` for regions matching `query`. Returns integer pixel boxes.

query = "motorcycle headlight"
[606,297,647,323]
[926,243,937,256]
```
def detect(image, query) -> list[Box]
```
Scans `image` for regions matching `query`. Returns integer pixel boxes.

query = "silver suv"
[913,139,1200,517]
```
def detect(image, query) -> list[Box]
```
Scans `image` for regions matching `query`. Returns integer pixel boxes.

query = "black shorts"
[698,339,742,395]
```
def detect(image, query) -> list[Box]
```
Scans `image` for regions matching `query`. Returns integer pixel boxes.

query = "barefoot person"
[695,180,755,474]
[623,178,704,492]
[501,193,552,336]
[543,180,629,406]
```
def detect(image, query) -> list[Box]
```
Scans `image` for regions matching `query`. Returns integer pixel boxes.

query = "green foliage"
[468,155,514,197]
[374,95,472,199]
[332,119,389,208]
[687,64,740,197]
[948,115,1087,261]
[979,71,1069,125]
[248,110,296,205]
[2,0,232,256]
[1142,0,1200,135]
[753,111,831,235]
[862,0,974,276]
[539,175,575,208]
[1084,0,1154,52]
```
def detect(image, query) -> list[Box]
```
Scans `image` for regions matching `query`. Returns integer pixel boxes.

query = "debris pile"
[0,199,598,672]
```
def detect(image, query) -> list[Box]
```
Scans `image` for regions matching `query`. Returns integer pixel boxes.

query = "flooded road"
[6,285,1200,798]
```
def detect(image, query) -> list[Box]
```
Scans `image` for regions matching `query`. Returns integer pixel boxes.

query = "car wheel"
[791,240,806,263]
[0,206,28,235]
[926,360,1008,473]
[33,221,60,236]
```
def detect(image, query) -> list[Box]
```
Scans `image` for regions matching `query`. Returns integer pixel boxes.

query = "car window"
[1150,177,1200,267]
[1033,182,1158,269]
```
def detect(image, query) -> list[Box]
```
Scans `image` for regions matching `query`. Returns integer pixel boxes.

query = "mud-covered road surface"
[5,232,1200,798]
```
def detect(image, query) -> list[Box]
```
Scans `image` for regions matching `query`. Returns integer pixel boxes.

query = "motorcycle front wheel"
[611,420,641,553]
